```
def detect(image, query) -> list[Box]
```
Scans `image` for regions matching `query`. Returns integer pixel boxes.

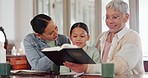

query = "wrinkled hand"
[63,61,88,73]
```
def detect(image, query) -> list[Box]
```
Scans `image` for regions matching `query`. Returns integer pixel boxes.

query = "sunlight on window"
[139,0,148,56]
[0,31,5,42]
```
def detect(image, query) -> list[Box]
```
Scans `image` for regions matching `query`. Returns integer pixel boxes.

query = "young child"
[60,22,100,73]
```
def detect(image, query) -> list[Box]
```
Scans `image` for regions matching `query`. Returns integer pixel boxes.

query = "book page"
[42,46,61,52]
[42,44,78,52]
[61,44,78,48]
[11,70,48,75]
[11,70,46,73]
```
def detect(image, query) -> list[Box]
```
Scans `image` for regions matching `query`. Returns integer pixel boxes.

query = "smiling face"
[36,20,58,41]
[70,27,90,48]
[105,8,129,33]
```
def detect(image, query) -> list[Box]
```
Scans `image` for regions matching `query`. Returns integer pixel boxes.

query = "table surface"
[1,74,148,78]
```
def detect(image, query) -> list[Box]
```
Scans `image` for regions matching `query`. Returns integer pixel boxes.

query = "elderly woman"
[64,0,144,75]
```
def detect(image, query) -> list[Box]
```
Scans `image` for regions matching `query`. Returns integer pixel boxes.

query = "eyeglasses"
[105,15,121,21]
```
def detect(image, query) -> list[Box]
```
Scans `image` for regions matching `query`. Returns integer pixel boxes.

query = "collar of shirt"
[115,27,129,40]
[45,40,55,47]
[100,26,129,43]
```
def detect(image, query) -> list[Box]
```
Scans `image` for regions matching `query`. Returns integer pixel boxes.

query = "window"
[102,0,110,31]
[70,0,95,45]
[0,31,5,42]
[139,0,148,56]
[38,0,63,34]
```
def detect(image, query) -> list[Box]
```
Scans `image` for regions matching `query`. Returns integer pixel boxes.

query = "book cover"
[42,44,95,65]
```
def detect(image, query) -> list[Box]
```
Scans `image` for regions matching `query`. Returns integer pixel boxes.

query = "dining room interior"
[0,0,148,74]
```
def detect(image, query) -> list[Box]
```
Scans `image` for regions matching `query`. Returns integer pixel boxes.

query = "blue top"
[23,33,70,71]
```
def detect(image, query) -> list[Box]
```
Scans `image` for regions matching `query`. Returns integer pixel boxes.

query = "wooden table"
[1,74,148,78]
[81,74,148,78]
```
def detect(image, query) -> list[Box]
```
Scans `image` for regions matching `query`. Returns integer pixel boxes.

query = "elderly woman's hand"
[63,61,88,73]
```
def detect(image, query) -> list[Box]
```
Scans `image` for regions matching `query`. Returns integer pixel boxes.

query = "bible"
[42,44,95,65]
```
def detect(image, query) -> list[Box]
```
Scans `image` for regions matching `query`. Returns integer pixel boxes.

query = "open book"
[42,44,78,51]
[11,70,49,76]
[42,44,95,65]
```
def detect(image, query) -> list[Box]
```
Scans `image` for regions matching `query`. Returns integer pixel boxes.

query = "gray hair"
[106,0,129,15]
